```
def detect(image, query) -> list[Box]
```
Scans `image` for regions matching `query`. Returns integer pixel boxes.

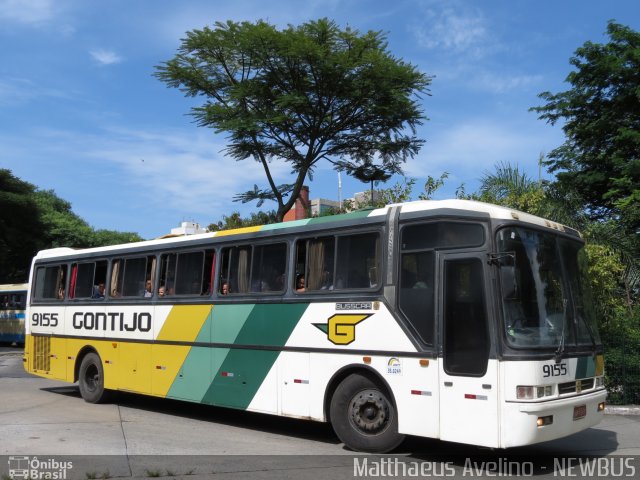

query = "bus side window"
[335,232,379,289]
[295,232,380,292]
[159,253,177,297]
[174,251,204,295]
[34,265,67,301]
[251,243,287,293]
[296,237,335,292]
[111,256,153,297]
[219,248,231,295]
[443,259,489,376]
[71,261,108,299]
[398,251,435,345]
[202,250,215,295]
[230,246,251,294]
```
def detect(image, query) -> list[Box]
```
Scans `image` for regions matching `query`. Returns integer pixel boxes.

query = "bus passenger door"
[437,253,499,447]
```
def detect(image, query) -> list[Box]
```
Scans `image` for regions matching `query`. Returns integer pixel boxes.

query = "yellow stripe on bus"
[214,225,262,237]
[595,355,604,377]
[157,305,212,342]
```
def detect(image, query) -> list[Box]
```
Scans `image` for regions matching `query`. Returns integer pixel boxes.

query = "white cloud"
[0,0,52,25]
[472,71,543,94]
[0,77,71,106]
[404,120,562,182]
[11,126,289,215]
[410,2,490,58]
[90,49,123,65]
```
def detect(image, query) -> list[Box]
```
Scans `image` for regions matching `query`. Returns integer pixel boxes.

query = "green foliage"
[92,229,144,246]
[381,177,417,204]
[600,306,640,405]
[532,21,640,235]
[34,189,95,248]
[34,190,143,248]
[156,18,431,221]
[207,210,278,231]
[0,170,44,282]
[418,172,449,200]
[0,169,143,283]
[475,162,546,215]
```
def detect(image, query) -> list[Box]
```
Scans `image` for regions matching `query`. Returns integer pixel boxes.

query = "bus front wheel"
[330,374,404,453]
[78,352,111,403]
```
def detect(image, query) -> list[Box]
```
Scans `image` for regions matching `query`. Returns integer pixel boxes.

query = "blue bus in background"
[0,283,27,346]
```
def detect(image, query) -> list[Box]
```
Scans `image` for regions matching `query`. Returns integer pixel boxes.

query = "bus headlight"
[517,386,534,399]
[517,385,554,400]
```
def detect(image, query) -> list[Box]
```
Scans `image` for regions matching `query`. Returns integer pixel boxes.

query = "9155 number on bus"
[32,313,59,327]
[542,363,567,377]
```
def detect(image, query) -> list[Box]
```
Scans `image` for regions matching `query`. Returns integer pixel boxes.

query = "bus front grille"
[33,336,51,372]
[558,378,595,395]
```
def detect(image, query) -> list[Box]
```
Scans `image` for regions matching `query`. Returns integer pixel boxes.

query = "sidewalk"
[605,404,640,415]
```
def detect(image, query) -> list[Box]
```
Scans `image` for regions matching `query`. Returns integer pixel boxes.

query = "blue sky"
[2,0,638,239]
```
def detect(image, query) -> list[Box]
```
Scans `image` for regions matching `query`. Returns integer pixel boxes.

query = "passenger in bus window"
[144,280,153,298]
[296,275,305,292]
[57,287,65,300]
[93,283,105,299]
[220,281,230,295]
[158,285,166,297]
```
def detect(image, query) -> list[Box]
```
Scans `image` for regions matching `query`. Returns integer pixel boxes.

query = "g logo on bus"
[313,314,371,345]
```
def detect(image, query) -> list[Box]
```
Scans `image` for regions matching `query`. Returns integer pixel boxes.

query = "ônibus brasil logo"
[8,456,73,479]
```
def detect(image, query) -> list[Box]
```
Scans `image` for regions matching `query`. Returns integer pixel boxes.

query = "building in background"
[170,221,207,236]
[283,186,310,222]
[310,198,341,216]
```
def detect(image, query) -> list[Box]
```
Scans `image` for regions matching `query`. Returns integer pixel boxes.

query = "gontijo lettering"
[71,311,151,332]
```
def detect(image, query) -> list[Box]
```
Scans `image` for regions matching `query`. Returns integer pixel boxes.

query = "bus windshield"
[496,227,600,349]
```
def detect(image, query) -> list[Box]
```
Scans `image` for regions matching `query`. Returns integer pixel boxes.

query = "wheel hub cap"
[350,389,389,434]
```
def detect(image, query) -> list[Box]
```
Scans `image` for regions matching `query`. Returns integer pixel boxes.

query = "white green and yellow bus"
[0,283,27,346]
[24,200,606,452]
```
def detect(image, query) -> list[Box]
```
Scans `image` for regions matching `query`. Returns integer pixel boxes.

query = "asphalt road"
[1,347,639,479]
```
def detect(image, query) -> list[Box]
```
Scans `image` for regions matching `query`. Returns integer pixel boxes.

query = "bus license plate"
[573,405,586,420]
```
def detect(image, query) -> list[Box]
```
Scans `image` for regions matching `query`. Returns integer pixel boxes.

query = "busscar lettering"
[72,311,152,332]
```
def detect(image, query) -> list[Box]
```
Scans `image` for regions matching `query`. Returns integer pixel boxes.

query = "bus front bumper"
[501,389,607,448]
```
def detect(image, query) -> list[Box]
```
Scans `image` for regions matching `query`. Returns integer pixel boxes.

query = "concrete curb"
[605,405,640,416]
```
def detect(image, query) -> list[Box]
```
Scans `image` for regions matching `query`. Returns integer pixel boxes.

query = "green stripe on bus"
[165,306,215,401]
[167,304,254,401]
[202,303,309,409]
[261,219,310,231]
[575,356,595,379]
[305,209,373,225]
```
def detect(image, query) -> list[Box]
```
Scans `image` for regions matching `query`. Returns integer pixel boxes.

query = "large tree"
[155,18,430,221]
[532,21,640,234]
[0,170,44,282]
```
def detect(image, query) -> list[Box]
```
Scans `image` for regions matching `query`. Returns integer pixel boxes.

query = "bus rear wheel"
[78,352,112,403]
[330,374,404,453]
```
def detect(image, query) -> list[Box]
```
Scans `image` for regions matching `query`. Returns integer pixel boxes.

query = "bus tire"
[330,374,404,453]
[78,352,111,403]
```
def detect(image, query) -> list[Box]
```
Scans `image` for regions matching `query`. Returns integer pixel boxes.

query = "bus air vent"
[34,336,51,372]
[558,381,576,395]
